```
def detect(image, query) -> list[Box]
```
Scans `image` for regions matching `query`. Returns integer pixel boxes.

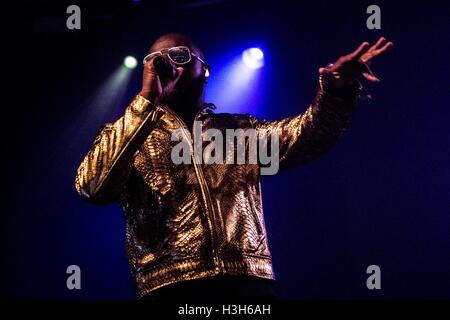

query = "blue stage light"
[206,47,265,114]
[242,48,264,69]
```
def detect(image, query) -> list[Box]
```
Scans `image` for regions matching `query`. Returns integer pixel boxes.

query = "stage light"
[242,48,264,69]
[124,56,138,69]
[206,47,265,114]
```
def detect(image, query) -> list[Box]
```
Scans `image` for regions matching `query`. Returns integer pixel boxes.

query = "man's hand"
[319,37,393,89]
[139,57,184,105]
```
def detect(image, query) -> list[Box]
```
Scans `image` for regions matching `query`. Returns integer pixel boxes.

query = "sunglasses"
[143,46,208,67]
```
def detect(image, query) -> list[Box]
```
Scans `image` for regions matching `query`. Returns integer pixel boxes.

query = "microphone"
[153,56,176,79]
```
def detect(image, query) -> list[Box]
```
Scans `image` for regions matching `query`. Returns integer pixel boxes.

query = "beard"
[160,73,205,109]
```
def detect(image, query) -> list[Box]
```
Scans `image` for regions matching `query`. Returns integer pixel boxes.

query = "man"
[75,33,393,299]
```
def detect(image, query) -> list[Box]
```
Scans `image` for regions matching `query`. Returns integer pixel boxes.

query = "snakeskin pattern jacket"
[75,78,360,298]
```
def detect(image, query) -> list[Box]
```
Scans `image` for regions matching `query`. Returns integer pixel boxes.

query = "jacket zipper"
[161,105,222,273]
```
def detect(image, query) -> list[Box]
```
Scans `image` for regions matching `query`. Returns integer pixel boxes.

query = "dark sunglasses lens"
[168,47,190,64]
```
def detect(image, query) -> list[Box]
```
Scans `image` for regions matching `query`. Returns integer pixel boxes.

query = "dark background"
[2,0,449,299]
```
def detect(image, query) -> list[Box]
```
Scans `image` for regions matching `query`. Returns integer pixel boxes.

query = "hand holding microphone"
[152,56,176,80]
[139,55,184,105]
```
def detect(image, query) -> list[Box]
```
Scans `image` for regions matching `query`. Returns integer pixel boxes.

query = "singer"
[75,33,393,300]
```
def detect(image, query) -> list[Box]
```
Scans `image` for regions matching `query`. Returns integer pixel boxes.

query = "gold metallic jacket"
[75,78,361,298]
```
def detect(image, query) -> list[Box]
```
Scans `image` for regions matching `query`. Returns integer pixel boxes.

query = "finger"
[319,67,332,75]
[144,59,152,67]
[172,67,185,83]
[373,42,394,57]
[371,37,387,51]
[349,42,370,60]
[144,58,156,71]
[144,55,157,67]
[176,66,185,75]
[363,72,380,82]
[360,37,390,62]
[356,60,374,74]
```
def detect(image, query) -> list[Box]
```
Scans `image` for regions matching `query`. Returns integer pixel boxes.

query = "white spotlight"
[124,56,138,69]
[242,48,264,69]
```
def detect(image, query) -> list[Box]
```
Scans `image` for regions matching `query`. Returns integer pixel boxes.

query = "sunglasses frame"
[142,46,208,67]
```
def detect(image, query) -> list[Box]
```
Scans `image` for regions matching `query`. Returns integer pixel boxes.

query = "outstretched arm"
[253,37,393,171]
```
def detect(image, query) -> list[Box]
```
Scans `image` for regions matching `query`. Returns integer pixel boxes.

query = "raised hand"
[319,37,394,89]
[139,56,185,105]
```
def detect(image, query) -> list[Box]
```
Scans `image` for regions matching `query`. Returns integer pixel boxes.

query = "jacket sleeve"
[75,95,163,203]
[251,77,362,172]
